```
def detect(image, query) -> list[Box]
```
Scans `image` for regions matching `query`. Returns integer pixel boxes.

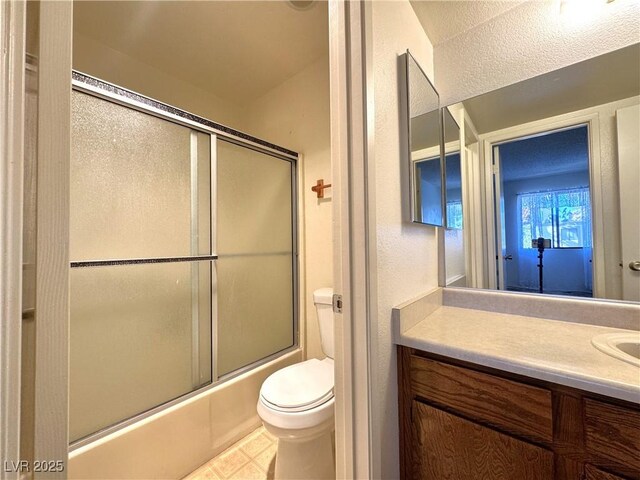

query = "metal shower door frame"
[69,71,300,450]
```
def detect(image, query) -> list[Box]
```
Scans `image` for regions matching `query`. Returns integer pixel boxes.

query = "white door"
[492,145,508,290]
[616,104,640,301]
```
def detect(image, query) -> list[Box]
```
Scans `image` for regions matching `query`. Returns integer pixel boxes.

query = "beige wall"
[445,229,465,284]
[435,0,640,105]
[369,2,437,478]
[73,32,244,129]
[241,56,332,361]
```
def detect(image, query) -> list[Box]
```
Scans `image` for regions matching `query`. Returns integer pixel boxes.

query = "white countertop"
[398,305,640,403]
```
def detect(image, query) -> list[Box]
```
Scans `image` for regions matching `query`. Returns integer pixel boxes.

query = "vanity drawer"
[409,355,553,443]
[584,398,640,471]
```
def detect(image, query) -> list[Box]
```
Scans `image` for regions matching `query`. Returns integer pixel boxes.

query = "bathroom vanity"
[398,348,639,480]
[394,288,640,480]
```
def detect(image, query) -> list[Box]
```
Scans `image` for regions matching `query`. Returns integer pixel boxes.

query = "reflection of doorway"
[492,125,593,297]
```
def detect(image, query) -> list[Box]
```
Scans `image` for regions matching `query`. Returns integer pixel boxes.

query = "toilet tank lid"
[313,288,333,305]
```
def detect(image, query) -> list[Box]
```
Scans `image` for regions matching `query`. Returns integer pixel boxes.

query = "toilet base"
[274,430,335,480]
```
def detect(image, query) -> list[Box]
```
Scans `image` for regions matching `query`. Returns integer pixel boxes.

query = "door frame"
[616,104,640,301]
[491,145,507,291]
[480,111,605,297]
[329,0,374,478]
[1,1,27,476]
[2,0,372,476]
[33,2,73,475]
[1,0,74,475]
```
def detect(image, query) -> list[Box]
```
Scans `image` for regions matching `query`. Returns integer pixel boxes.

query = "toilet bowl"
[257,288,335,480]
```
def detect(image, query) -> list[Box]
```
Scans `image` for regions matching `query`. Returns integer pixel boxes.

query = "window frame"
[518,187,591,250]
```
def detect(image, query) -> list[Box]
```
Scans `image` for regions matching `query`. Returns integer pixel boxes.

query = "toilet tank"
[313,288,334,359]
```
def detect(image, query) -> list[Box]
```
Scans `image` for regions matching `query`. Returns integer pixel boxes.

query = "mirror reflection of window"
[446,201,463,230]
[415,157,443,225]
[519,188,591,250]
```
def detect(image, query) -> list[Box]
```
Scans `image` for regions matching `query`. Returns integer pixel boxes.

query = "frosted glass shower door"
[216,140,295,376]
[70,91,213,442]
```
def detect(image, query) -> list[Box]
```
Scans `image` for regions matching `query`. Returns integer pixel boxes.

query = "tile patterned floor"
[183,427,277,480]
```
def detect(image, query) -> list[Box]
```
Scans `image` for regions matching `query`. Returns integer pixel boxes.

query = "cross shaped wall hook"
[311,179,332,199]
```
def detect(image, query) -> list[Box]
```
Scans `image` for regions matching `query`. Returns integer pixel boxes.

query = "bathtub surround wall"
[68,352,300,479]
[368,2,437,478]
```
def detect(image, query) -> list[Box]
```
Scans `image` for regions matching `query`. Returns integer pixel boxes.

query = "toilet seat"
[258,358,335,431]
[260,358,334,413]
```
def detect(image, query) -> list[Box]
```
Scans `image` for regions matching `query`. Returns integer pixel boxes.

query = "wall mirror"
[443,43,640,303]
[405,50,444,226]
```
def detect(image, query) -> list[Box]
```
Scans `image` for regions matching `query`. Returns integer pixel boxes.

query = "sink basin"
[591,332,640,367]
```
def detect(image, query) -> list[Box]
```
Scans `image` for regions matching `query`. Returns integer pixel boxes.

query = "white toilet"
[257,288,335,480]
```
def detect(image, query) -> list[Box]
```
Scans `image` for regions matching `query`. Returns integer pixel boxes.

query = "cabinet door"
[584,398,640,473]
[411,401,553,480]
[584,464,627,480]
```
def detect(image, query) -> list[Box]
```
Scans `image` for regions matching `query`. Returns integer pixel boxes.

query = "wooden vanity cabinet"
[412,400,554,479]
[398,346,640,480]
[584,465,629,480]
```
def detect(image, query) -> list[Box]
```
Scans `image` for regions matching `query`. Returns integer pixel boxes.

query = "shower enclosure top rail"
[71,70,299,162]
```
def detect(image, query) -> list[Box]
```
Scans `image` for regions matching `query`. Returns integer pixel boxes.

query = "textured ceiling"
[499,125,589,182]
[433,0,640,106]
[73,1,328,105]
[460,43,640,134]
[409,0,525,45]
[408,52,438,117]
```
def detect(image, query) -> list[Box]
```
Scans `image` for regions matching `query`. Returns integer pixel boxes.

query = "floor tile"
[228,462,267,480]
[183,426,277,480]
[239,432,273,458]
[209,448,251,478]
[261,428,277,442]
[184,465,220,480]
[253,444,277,472]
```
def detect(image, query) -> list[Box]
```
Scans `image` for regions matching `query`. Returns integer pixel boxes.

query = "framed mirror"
[444,43,640,303]
[404,50,444,226]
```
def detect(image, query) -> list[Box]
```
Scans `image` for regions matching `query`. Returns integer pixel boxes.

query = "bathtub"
[68,350,301,479]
